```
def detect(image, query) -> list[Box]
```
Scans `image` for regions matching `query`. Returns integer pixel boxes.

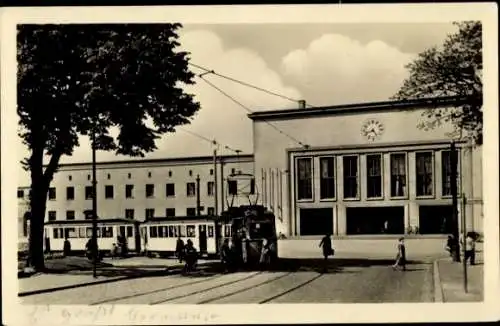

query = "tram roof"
[45,218,139,226]
[142,216,218,224]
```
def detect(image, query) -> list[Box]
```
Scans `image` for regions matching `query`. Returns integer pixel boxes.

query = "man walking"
[392,237,406,271]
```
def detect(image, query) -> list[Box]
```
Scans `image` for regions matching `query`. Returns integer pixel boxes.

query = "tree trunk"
[28,179,49,271]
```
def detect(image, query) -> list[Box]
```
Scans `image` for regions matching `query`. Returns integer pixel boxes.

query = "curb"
[18,266,188,297]
[433,259,444,303]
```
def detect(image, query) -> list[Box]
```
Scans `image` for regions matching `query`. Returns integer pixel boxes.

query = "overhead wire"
[198,75,310,149]
[188,62,316,108]
[178,127,241,154]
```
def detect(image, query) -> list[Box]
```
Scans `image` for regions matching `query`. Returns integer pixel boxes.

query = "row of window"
[47,207,216,221]
[296,150,456,201]
[45,181,216,201]
[148,225,215,238]
[51,226,133,239]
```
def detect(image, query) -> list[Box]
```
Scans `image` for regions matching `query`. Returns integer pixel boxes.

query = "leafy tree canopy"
[393,21,482,145]
[17,23,200,270]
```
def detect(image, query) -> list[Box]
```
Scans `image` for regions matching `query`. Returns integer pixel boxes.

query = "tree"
[393,21,483,145]
[17,24,200,271]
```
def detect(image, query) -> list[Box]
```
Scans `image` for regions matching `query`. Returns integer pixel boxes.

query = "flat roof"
[247,96,480,121]
[46,153,254,169]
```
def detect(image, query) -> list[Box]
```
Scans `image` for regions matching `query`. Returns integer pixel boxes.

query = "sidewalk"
[18,257,217,296]
[435,253,484,302]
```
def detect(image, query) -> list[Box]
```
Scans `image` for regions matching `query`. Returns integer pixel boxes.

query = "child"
[392,237,406,271]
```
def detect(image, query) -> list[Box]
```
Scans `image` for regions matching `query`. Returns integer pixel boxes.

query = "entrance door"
[299,208,334,236]
[198,224,207,254]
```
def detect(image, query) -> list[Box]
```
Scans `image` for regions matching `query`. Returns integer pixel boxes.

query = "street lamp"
[91,114,98,278]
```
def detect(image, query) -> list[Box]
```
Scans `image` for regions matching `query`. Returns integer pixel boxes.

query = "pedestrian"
[63,236,71,257]
[184,239,198,273]
[445,235,454,257]
[176,237,185,263]
[319,233,334,273]
[392,237,406,271]
[383,220,389,233]
[464,232,476,265]
[220,238,231,273]
[259,238,270,267]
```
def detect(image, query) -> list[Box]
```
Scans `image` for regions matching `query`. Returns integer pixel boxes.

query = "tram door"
[198,225,207,254]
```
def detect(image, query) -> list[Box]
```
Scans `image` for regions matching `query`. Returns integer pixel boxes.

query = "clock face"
[361,119,385,141]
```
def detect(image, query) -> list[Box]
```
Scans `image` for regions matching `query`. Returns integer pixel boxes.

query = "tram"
[141,216,220,257]
[44,218,141,254]
[221,171,278,267]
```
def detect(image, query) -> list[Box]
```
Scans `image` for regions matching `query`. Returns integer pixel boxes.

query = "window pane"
[442,151,452,196]
[127,226,133,237]
[390,153,406,197]
[367,155,382,198]
[320,157,335,199]
[416,152,433,196]
[179,225,186,237]
[297,158,313,200]
[187,225,196,237]
[343,156,358,198]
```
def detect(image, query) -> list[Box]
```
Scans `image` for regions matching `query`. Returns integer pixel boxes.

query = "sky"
[17,22,459,186]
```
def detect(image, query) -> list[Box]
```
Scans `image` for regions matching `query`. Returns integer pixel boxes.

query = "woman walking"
[319,233,334,273]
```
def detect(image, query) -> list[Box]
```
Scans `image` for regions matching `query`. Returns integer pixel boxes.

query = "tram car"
[44,218,141,254]
[222,205,278,266]
[141,216,224,258]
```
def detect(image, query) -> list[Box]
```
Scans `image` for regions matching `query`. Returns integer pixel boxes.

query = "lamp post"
[450,140,461,262]
[196,174,201,216]
[91,115,98,278]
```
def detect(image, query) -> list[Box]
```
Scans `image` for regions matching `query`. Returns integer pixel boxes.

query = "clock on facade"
[361,119,385,141]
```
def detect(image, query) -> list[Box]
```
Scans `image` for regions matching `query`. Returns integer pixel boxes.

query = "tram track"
[257,273,323,303]
[149,271,264,305]
[90,273,227,305]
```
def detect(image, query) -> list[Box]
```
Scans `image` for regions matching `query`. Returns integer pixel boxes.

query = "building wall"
[252,107,483,236]
[32,155,253,223]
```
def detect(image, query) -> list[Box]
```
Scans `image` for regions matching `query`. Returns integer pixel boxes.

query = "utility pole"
[220,159,225,213]
[91,118,98,278]
[196,174,201,216]
[214,149,218,217]
[450,141,461,262]
[462,194,468,293]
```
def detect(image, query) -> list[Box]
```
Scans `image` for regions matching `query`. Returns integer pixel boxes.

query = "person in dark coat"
[175,237,185,263]
[319,233,334,272]
[392,237,407,271]
[63,236,71,257]
[220,239,231,272]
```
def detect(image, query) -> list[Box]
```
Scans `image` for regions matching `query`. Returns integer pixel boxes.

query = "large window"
[207,181,215,196]
[441,151,453,197]
[416,152,434,196]
[48,187,56,200]
[145,208,155,220]
[166,183,175,197]
[366,154,382,198]
[125,184,134,198]
[105,185,114,199]
[296,157,313,200]
[320,157,335,199]
[146,184,155,198]
[66,210,75,220]
[85,186,93,200]
[66,187,75,200]
[48,211,56,221]
[390,153,407,197]
[125,209,134,219]
[343,156,359,199]
[186,182,196,197]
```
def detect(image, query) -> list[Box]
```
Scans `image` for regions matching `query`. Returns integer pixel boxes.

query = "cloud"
[17,29,302,185]
[281,33,416,106]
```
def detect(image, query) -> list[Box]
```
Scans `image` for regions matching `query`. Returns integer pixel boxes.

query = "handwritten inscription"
[26,305,220,325]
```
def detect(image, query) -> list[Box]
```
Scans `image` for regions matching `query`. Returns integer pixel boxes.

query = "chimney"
[298,100,306,109]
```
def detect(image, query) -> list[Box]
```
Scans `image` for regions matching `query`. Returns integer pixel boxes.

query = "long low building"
[249,96,483,238]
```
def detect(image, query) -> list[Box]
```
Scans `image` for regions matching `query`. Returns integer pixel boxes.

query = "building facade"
[18,154,254,224]
[249,97,483,237]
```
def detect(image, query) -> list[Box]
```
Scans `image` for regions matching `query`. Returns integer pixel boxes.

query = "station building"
[249,97,483,238]
[18,154,253,225]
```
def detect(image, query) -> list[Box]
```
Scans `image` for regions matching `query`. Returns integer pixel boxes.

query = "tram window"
[102,227,113,238]
[119,226,126,237]
[249,222,274,239]
[66,228,77,238]
[150,226,158,238]
[86,227,92,238]
[179,225,186,237]
[53,228,58,239]
[174,226,179,237]
[78,227,86,238]
[208,225,214,238]
[168,225,174,237]
[186,225,196,237]
[127,226,133,237]
[158,226,165,238]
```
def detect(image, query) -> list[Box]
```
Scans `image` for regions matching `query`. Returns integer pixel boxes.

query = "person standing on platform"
[175,237,185,263]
